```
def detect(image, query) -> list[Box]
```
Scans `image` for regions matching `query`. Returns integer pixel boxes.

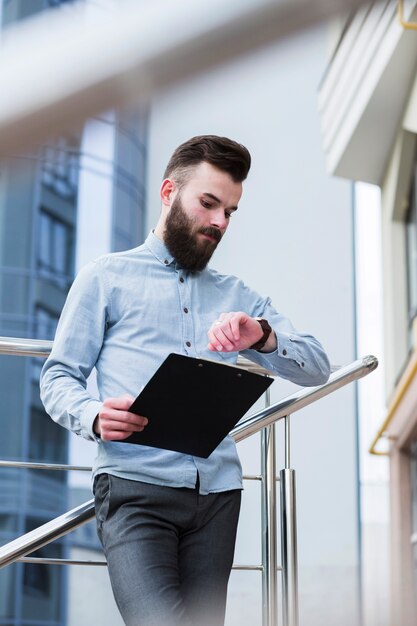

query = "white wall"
[67,114,121,626]
[67,548,123,626]
[147,24,359,626]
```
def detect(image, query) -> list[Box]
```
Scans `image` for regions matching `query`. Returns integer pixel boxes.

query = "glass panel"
[35,307,58,340]
[0,514,18,534]
[0,270,31,318]
[406,169,417,345]
[31,359,44,385]
[53,221,67,274]
[40,134,80,199]
[21,518,64,622]
[29,406,68,466]
[407,223,417,313]
[37,208,74,277]
[0,566,17,620]
[0,359,25,458]
[39,211,51,268]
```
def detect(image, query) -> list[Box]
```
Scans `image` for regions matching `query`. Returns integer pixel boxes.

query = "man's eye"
[225,211,233,219]
[201,200,212,209]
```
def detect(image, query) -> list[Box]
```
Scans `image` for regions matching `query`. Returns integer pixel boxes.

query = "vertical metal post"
[261,387,278,626]
[280,415,299,626]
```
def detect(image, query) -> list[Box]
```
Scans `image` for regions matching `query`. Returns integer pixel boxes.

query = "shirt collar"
[145,230,175,266]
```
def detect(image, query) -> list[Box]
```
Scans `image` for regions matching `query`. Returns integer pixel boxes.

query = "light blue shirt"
[40,232,330,495]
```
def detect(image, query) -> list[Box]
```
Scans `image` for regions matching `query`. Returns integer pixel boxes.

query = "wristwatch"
[250,318,272,351]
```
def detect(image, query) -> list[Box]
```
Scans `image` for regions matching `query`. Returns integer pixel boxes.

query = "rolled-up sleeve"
[40,261,108,441]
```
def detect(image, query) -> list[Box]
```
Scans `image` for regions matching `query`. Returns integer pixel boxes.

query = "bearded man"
[40,135,330,626]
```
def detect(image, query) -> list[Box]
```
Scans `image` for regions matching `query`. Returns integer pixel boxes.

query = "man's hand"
[93,395,148,441]
[207,312,276,353]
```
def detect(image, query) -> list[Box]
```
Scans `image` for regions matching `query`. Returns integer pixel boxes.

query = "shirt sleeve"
[39,260,108,441]
[240,291,331,387]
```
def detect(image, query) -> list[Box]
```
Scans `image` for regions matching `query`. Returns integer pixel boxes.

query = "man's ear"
[160,178,176,207]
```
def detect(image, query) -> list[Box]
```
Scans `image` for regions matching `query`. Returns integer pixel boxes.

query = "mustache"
[198,227,222,243]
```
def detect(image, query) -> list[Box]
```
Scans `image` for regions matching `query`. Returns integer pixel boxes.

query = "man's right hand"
[93,395,148,441]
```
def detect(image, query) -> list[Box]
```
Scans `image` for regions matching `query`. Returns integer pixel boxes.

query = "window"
[29,407,67,466]
[41,135,79,199]
[35,306,58,341]
[406,168,417,345]
[38,207,74,277]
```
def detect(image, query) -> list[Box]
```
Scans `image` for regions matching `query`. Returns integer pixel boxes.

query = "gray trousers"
[94,473,241,626]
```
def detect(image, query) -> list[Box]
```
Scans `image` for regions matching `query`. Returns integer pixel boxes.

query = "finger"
[99,413,148,441]
[207,328,226,351]
[229,316,241,342]
[100,416,148,431]
[101,422,144,434]
[207,326,221,347]
[103,396,135,410]
[221,317,239,343]
[101,428,138,442]
[100,409,148,427]
[208,314,237,350]
[212,327,237,351]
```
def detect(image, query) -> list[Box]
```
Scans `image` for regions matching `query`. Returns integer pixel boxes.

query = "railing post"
[280,415,299,626]
[261,387,278,626]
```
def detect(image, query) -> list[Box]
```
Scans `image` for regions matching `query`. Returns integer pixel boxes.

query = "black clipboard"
[124,353,273,458]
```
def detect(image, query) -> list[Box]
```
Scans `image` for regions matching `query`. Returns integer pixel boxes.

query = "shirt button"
[186,341,191,347]
[164,259,169,265]
[184,307,189,314]
[179,277,184,283]
[301,362,305,367]
[282,349,287,356]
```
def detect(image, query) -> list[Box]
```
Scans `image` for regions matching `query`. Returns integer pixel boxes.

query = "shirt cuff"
[275,332,305,366]
[80,400,103,442]
[254,331,305,369]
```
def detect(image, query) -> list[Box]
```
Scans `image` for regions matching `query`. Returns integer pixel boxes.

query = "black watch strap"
[250,318,272,351]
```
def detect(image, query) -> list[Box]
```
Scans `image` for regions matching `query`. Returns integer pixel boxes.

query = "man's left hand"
[207,312,276,353]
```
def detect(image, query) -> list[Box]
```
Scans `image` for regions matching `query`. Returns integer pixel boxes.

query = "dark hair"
[163,135,251,186]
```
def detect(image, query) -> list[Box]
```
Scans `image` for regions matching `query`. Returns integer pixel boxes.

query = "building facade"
[0,2,147,625]
[319,2,417,624]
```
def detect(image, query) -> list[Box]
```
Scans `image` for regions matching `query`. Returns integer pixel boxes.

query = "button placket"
[177,272,194,354]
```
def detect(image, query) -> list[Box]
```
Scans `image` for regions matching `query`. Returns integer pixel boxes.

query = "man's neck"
[153,222,165,241]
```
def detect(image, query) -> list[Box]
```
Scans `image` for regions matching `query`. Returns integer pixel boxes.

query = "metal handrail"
[0,336,53,357]
[16,556,268,571]
[0,354,377,570]
[232,355,377,442]
[0,460,262,482]
[0,460,92,471]
[0,499,95,569]
[0,336,272,375]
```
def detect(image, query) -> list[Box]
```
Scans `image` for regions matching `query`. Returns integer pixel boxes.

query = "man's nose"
[210,209,228,230]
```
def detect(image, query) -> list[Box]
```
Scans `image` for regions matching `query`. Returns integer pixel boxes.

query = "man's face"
[164,162,242,271]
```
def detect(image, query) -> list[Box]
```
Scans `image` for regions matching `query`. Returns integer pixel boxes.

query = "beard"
[164,195,222,271]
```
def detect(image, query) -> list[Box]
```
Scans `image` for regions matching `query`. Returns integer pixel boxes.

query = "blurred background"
[0,0,415,625]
